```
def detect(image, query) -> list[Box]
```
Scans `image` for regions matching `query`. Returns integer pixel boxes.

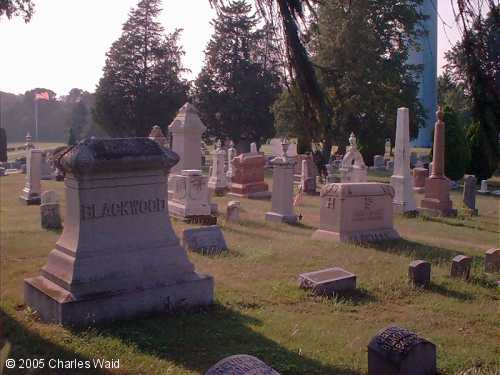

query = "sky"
[0,0,461,96]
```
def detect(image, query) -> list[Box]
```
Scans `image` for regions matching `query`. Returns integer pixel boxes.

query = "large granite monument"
[24,138,213,325]
[339,133,367,183]
[230,153,270,199]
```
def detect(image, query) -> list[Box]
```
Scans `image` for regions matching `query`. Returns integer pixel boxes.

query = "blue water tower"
[408,0,438,147]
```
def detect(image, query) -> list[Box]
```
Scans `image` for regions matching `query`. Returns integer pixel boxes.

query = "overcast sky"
[0,0,460,96]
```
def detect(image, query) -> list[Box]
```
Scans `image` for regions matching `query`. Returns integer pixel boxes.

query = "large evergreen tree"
[67,101,88,142]
[194,0,281,148]
[94,0,189,137]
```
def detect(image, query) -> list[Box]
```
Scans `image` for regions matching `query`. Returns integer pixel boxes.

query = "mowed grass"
[6,142,65,161]
[1,172,499,375]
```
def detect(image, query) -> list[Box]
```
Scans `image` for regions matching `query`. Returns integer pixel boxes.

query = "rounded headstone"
[205,355,280,375]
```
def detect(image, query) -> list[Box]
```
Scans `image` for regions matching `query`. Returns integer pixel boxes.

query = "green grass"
[1,172,499,375]
[6,142,65,161]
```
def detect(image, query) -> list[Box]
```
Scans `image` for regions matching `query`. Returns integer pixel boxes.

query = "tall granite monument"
[19,148,42,205]
[24,138,213,325]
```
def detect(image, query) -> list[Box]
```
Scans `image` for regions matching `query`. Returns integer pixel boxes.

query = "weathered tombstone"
[391,108,417,215]
[24,132,35,155]
[266,139,297,224]
[484,249,499,273]
[312,183,399,242]
[386,160,394,172]
[40,153,52,180]
[368,325,436,375]
[24,138,213,325]
[299,267,356,295]
[478,180,489,194]
[384,139,392,160]
[462,175,478,215]
[300,159,317,195]
[250,142,258,154]
[208,142,228,196]
[0,167,5,177]
[450,255,472,280]
[409,152,418,168]
[339,133,367,183]
[226,141,237,179]
[149,125,167,147]
[226,201,240,222]
[182,225,227,255]
[412,168,428,193]
[229,153,270,199]
[40,190,62,229]
[408,260,431,287]
[19,148,42,205]
[205,355,280,375]
[325,163,338,183]
[373,155,385,170]
[419,107,457,216]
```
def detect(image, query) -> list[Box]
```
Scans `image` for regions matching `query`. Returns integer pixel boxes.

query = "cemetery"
[1,0,499,374]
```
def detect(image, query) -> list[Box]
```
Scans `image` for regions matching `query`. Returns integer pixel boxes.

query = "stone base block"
[24,273,214,326]
[299,267,356,296]
[413,187,425,194]
[209,186,228,196]
[312,228,399,243]
[229,182,269,197]
[462,208,478,216]
[168,201,211,220]
[228,190,271,200]
[19,194,41,205]
[185,215,217,225]
[265,211,297,224]
[393,203,418,217]
[418,207,457,217]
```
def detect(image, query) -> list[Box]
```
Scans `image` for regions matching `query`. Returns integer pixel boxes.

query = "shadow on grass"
[359,238,462,264]
[316,287,378,306]
[419,215,499,234]
[79,303,361,375]
[0,310,113,375]
[428,282,474,301]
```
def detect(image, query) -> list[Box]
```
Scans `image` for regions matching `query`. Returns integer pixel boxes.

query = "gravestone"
[293,154,316,182]
[229,152,270,199]
[24,138,213,325]
[450,255,472,280]
[419,107,457,217]
[408,260,431,287]
[149,125,167,147]
[412,168,428,193]
[312,183,399,242]
[205,355,280,375]
[208,143,228,196]
[226,141,237,179]
[409,152,418,168]
[19,148,42,205]
[182,225,227,255]
[373,155,385,170]
[325,163,338,183]
[266,139,297,224]
[339,133,367,183]
[226,201,240,222]
[40,190,62,229]
[391,108,417,215]
[386,160,394,172]
[250,142,258,154]
[384,139,392,159]
[462,175,478,215]
[484,248,499,273]
[478,180,489,194]
[0,167,5,177]
[270,138,297,157]
[41,153,52,180]
[368,325,436,375]
[300,159,317,195]
[299,267,356,296]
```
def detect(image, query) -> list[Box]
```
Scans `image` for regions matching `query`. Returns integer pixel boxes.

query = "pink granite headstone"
[230,153,270,199]
[412,168,428,193]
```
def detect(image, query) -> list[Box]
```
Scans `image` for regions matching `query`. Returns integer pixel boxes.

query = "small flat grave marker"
[299,267,356,296]
[183,225,227,255]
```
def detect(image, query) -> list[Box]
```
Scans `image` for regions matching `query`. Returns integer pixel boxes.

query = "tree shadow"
[307,287,378,306]
[427,282,474,301]
[358,238,462,264]
[73,303,362,375]
[419,215,499,234]
[0,309,113,375]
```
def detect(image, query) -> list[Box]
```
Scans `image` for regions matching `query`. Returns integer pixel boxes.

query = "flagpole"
[34,98,38,143]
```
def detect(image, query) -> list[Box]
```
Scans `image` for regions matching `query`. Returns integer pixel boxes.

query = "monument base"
[312,228,400,243]
[393,202,418,216]
[229,182,269,199]
[418,206,458,217]
[24,273,214,326]
[228,190,271,200]
[265,211,297,224]
[413,187,425,194]
[462,208,479,216]
[209,186,228,196]
[19,190,41,205]
[168,201,214,222]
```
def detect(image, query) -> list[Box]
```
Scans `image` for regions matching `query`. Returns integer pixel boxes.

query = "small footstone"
[226,201,240,222]
[182,225,227,255]
[450,255,473,280]
[368,325,436,375]
[408,260,431,287]
[205,354,280,375]
[298,267,356,296]
[484,248,499,273]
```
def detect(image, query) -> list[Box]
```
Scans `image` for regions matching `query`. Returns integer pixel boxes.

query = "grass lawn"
[6,142,65,162]
[1,171,499,375]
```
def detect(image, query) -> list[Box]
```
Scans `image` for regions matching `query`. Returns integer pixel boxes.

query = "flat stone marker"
[183,225,227,255]
[40,190,62,229]
[368,325,436,375]
[485,248,499,273]
[205,354,280,375]
[408,260,431,287]
[450,255,473,280]
[226,201,240,222]
[298,267,356,296]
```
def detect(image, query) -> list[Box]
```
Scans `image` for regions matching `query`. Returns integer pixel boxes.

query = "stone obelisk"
[419,107,457,216]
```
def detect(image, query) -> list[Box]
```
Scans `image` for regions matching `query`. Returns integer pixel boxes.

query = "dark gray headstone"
[450,255,472,280]
[299,267,356,296]
[182,225,227,255]
[0,167,5,177]
[462,175,477,213]
[484,249,499,273]
[408,260,431,287]
[205,355,280,375]
[368,325,436,375]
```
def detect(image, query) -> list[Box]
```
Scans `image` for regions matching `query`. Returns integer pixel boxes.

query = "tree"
[446,4,499,180]
[442,106,470,181]
[93,0,189,137]
[67,127,77,146]
[67,101,88,142]
[0,128,7,162]
[0,0,34,22]
[194,0,281,148]
[437,73,472,129]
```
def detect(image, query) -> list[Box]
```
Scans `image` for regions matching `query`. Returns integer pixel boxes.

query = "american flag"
[35,91,49,101]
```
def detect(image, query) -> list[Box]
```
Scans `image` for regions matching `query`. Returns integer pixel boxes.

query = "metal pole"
[35,98,38,143]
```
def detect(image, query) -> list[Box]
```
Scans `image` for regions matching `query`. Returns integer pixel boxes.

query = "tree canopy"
[0,0,34,22]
